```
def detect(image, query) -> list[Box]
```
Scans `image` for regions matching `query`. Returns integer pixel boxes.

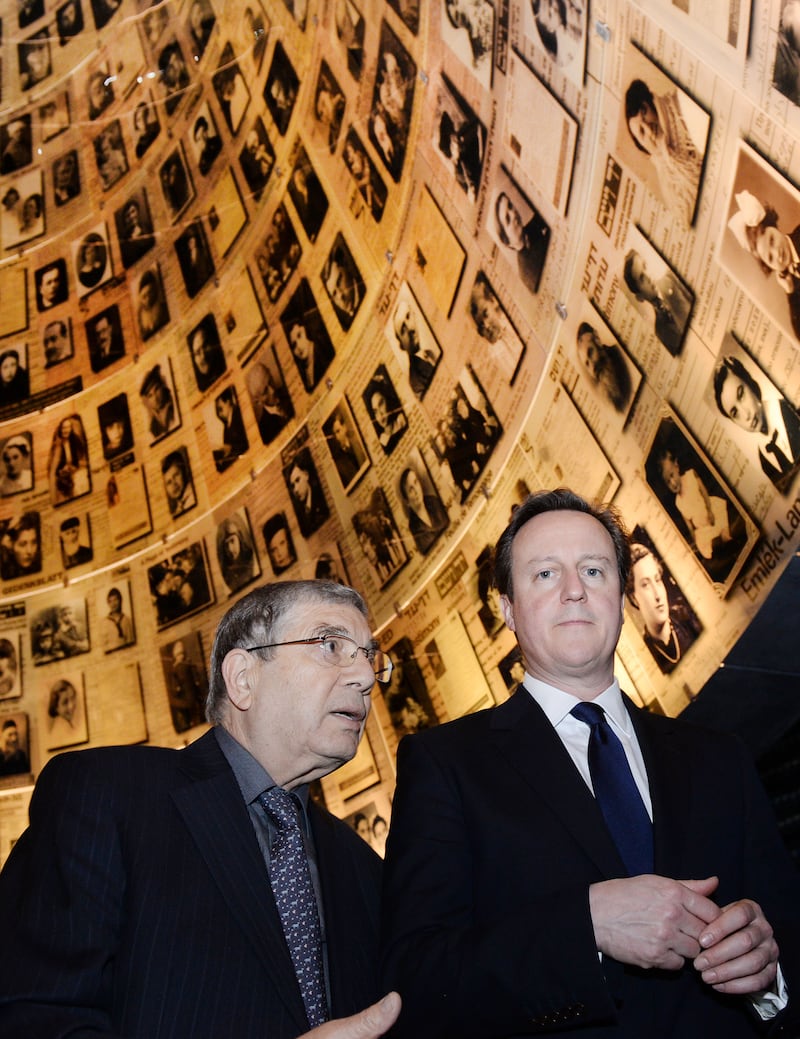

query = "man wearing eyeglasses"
[0,580,400,1039]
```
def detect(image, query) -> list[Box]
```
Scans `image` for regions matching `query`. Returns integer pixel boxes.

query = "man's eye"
[536,569,553,579]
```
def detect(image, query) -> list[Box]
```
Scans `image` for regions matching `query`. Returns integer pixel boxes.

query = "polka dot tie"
[258,787,328,1028]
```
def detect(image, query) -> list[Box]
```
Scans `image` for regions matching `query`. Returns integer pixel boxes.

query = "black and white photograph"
[621,225,693,357]
[440,0,494,88]
[239,116,275,201]
[188,313,227,392]
[134,264,169,341]
[708,333,800,496]
[387,282,442,400]
[98,392,134,461]
[523,0,587,85]
[283,443,330,537]
[114,188,155,268]
[40,672,87,751]
[0,432,33,496]
[487,166,550,296]
[433,74,486,204]
[281,279,335,392]
[56,0,83,44]
[237,3,268,73]
[625,524,702,675]
[287,142,328,242]
[159,144,194,221]
[381,634,436,736]
[0,664,23,716]
[33,598,90,661]
[245,346,294,445]
[161,446,197,519]
[131,94,161,159]
[566,302,642,422]
[773,0,800,106]
[256,202,301,303]
[18,29,52,91]
[186,0,215,57]
[35,257,68,311]
[0,345,30,409]
[617,45,710,227]
[52,149,80,206]
[72,225,112,296]
[39,92,70,139]
[322,396,369,492]
[342,127,386,222]
[396,445,449,556]
[264,40,299,136]
[2,167,45,247]
[97,580,136,654]
[363,364,407,455]
[313,59,345,153]
[335,0,365,79]
[352,487,409,588]
[644,410,758,594]
[139,358,181,443]
[47,414,90,505]
[90,0,121,31]
[190,102,222,176]
[212,43,250,135]
[475,544,505,639]
[1,115,32,174]
[367,21,416,182]
[86,303,125,372]
[93,119,128,191]
[175,219,215,299]
[148,542,214,629]
[215,508,261,595]
[436,365,503,503]
[262,511,297,575]
[466,271,526,384]
[86,63,115,121]
[58,513,92,568]
[321,232,364,331]
[158,38,191,117]
[160,631,208,732]
[207,384,249,472]
[42,317,73,367]
[18,0,44,29]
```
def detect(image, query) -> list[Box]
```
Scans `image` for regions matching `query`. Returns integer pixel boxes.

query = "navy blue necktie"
[258,787,328,1028]
[571,702,653,876]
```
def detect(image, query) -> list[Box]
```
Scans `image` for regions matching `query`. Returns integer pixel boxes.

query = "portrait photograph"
[0,344,30,410]
[72,224,112,297]
[719,140,800,348]
[498,644,526,696]
[362,363,407,456]
[148,541,214,629]
[158,38,192,117]
[0,642,22,702]
[58,512,92,569]
[18,28,52,92]
[322,395,369,492]
[215,507,261,596]
[130,92,161,160]
[18,0,45,29]
[487,165,550,297]
[283,443,330,538]
[161,445,197,519]
[367,20,416,182]
[35,257,68,312]
[205,384,249,473]
[342,126,387,222]
[386,281,442,401]
[257,202,301,303]
[2,167,45,247]
[396,444,450,556]
[52,148,81,207]
[313,59,346,154]
[440,0,494,89]
[707,332,800,497]
[262,510,298,575]
[621,224,694,357]
[466,270,526,384]
[475,544,505,639]
[644,410,758,595]
[93,118,128,191]
[523,0,587,85]
[42,316,73,367]
[190,100,222,176]
[245,345,294,445]
[212,43,250,135]
[344,794,390,857]
[159,143,194,222]
[0,431,34,497]
[381,634,435,737]
[432,73,487,206]
[86,302,125,372]
[1,114,32,174]
[335,0,365,80]
[134,263,170,342]
[96,579,136,654]
[281,278,336,393]
[159,630,208,733]
[321,232,364,331]
[563,300,643,424]
[39,671,87,751]
[616,44,710,227]
[175,218,215,299]
[239,116,275,201]
[47,414,91,505]
[773,0,800,107]
[287,141,328,242]
[114,188,155,268]
[352,486,408,589]
[56,0,83,45]
[98,392,134,461]
[437,365,503,503]
[188,312,227,392]
[39,91,70,140]
[186,0,215,58]
[139,357,181,444]
[86,61,115,121]
[625,524,702,675]
[32,598,90,662]
[264,39,299,136]
[90,0,121,31]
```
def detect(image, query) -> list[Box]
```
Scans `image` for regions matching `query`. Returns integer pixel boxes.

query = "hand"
[589,875,721,970]
[303,992,401,1039]
[694,900,779,995]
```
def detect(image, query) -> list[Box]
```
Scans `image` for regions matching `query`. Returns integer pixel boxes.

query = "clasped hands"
[589,875,779,995]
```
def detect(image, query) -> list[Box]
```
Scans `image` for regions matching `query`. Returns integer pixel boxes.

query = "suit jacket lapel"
[172,730,309,1032]
[490,692,627,879]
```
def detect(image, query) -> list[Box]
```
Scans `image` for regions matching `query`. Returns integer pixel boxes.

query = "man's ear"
[500,595,515,632]
[222,648,256,712]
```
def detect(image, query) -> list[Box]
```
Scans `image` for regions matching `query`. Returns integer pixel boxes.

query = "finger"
[698,900,763,950]
[698,951,778,996]
[306,993,402,1039]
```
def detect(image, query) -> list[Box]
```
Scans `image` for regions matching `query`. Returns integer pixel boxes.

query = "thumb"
[303,992,401,1039]
[680,876,719,897]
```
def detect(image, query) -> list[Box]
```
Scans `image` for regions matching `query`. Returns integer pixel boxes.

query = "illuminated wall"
[0,0,798,851]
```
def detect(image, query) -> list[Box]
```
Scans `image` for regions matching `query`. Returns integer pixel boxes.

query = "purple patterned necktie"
[258,787,328,1027]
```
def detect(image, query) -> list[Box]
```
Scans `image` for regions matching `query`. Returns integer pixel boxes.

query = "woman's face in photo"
[13,527,38,569]
[224,529,241,559]
[1,355,18,383]
[57,684,76,720]
[3,447,24,476]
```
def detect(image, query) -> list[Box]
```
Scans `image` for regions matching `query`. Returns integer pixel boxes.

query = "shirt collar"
[523,674,631,733]
[214,725,310,812]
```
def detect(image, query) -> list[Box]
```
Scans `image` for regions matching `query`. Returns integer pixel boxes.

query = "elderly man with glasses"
[0,580,399,1039]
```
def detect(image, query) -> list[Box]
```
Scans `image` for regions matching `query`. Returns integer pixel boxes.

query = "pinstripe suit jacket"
[0,728,382,1038]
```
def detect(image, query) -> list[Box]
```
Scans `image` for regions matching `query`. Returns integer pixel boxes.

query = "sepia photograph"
[367,21,416,182]
[440,0,494,89]
[98,392,134,461]
[239,116,275,200]
[0,345,29,409]
[86,303,125,372]
[139,358,180,443]
[58,513,92,568]
[93,119,128,191]
[159,630,208,733]
[47,414,90,505]
[175,219,215,299]
[322,396,369,492]
[621,225,693,356]
[159,144,194,221]
[206,384,249,473]
[1,115,32,174]
[245,346,294,445]
[134,264,170,341]
[161,446,197,519]
[131,93,161,160]
[283,443,330,538]
[42,316,73,367]
[148,542,214,629]
[387,281,442,401]
[487,166,550,296]
[433,73,487,205]
[335,0,365,79]
[212,43,250,135]
[35,257,68,312]
[40,672,87,751]
[215,508,261,595]
[262,510,297,575]
[396,445,449,556]
[342,127,386,222]
[466,270,526,384]
[2,167,45,247]
[281,279,336,392]
[363,363,407,455]
[188,313,227,392]
[566,301,643,423]
[287,142,328,242]
[190,102,222,176]
[72,224,112,296]
[321,232,364,331]
[352,487,408,588]
[264,40,299,136]
[97,579,136,654]
[52,148,81,206]
[313,59,345,154]
[114,188,155,268]
[0,432,33,497]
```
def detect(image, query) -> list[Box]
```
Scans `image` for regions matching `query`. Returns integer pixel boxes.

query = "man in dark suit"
[623,249,692,357]
[0,580,401,1039]
[382,488,800,1038]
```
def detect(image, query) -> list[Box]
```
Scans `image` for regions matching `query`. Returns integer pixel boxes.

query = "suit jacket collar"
[172,729,310,1032]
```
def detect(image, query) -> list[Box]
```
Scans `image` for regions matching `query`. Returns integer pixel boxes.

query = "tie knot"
[258,786,299,830]
[570,701,605,728]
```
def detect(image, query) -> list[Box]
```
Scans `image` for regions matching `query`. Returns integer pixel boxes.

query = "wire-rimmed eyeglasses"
[244,634,393,683]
